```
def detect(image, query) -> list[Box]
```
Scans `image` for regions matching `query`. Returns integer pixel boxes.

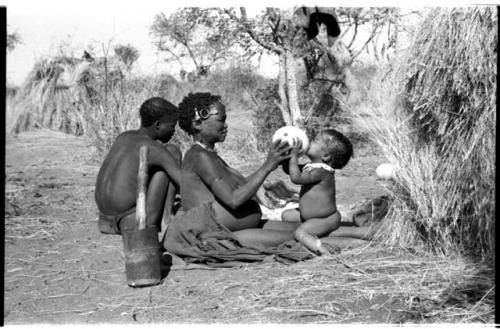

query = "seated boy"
[95,97,182,234]
[281,128,353,255]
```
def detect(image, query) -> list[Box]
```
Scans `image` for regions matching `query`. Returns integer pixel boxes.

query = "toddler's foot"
[318,246,332,257]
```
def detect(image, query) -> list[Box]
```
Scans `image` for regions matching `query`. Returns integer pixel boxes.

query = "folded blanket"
[163,195,390,267]
[162,203,339,266]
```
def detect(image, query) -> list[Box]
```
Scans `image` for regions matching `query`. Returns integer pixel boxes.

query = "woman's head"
[178,92,228,144]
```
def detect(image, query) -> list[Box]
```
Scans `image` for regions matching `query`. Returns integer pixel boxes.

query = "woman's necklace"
[194,141,230,166]
[195,141,216,153]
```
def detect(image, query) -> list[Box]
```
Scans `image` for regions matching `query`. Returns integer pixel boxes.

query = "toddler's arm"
[288,149,323,185]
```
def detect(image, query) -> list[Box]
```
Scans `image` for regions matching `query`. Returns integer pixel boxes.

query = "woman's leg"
[160,144,182,234]
[233,228,295,247]
[327,221,383,240]
[262,219,300,231]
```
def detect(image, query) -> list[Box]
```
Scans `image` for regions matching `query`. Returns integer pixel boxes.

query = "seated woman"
[177,92,300,247]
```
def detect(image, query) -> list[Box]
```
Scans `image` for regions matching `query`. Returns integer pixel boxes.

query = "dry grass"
[348,7,496,262]
[7,59,88,135]
[145,247,494,323]
[5,236,494,323]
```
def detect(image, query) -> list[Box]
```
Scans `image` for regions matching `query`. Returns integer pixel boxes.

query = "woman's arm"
[197,141,292,210]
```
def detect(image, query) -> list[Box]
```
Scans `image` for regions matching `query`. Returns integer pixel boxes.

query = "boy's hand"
[266,140,293,170]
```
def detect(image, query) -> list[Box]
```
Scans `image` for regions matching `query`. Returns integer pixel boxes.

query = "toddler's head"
[312,129,353,169]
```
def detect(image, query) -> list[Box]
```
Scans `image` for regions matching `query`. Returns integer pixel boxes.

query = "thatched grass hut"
[352,7,496,261]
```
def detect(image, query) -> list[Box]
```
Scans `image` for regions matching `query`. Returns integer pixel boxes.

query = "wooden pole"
[136,145,148,230]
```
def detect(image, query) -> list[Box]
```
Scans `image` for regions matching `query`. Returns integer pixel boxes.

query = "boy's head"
[308,128,353,169]
[139,97,179,143]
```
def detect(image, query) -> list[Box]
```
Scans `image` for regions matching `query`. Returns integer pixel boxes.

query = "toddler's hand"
[290,138,302,156]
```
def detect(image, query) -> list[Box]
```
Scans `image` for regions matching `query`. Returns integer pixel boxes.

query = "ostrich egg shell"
[376,163,394,180]
[272,126,309,154]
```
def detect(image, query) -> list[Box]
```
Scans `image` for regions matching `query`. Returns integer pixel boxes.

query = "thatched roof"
[399,7,497,151]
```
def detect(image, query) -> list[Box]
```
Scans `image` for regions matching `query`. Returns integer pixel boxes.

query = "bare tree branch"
[224,8,283,54]
[351,24,381,60]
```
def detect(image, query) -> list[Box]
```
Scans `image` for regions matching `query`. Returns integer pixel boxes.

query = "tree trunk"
[284,51,303,126]
[278,54,292,125]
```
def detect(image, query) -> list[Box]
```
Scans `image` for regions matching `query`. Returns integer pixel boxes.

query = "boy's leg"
[233,228,295,247]
[160,144,181,235]
[295,212,341,255]
[145,170,170,229]
[119,144,181,233]
[117,170,169,232]
[281,208,301,222]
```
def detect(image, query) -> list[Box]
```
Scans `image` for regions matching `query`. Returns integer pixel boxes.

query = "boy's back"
[94,97,181,234]
[95,131,156,215]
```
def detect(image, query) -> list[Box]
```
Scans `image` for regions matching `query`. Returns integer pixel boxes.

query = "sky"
[4,0,499,86]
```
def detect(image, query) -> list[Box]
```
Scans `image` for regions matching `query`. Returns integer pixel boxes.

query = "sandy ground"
[7,129,487,324]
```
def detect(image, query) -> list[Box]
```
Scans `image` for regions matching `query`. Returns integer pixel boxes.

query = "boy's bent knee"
[164,144,182,164]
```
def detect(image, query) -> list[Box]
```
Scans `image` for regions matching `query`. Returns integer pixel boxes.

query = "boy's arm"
[288,150,323,185]
[147,142,181,185]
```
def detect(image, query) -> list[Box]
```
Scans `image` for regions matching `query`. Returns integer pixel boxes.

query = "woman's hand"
[266,140,293,170]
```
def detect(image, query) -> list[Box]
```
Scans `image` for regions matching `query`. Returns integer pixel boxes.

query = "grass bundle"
[6,56,187,155]
[7,58,89,136]
[80,74,184,155]
[350,7,496,261]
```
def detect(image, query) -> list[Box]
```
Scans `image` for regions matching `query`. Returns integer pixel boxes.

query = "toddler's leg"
[295,212,341,255]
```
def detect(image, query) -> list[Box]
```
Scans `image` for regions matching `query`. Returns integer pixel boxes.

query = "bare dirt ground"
[4,130,493,324]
